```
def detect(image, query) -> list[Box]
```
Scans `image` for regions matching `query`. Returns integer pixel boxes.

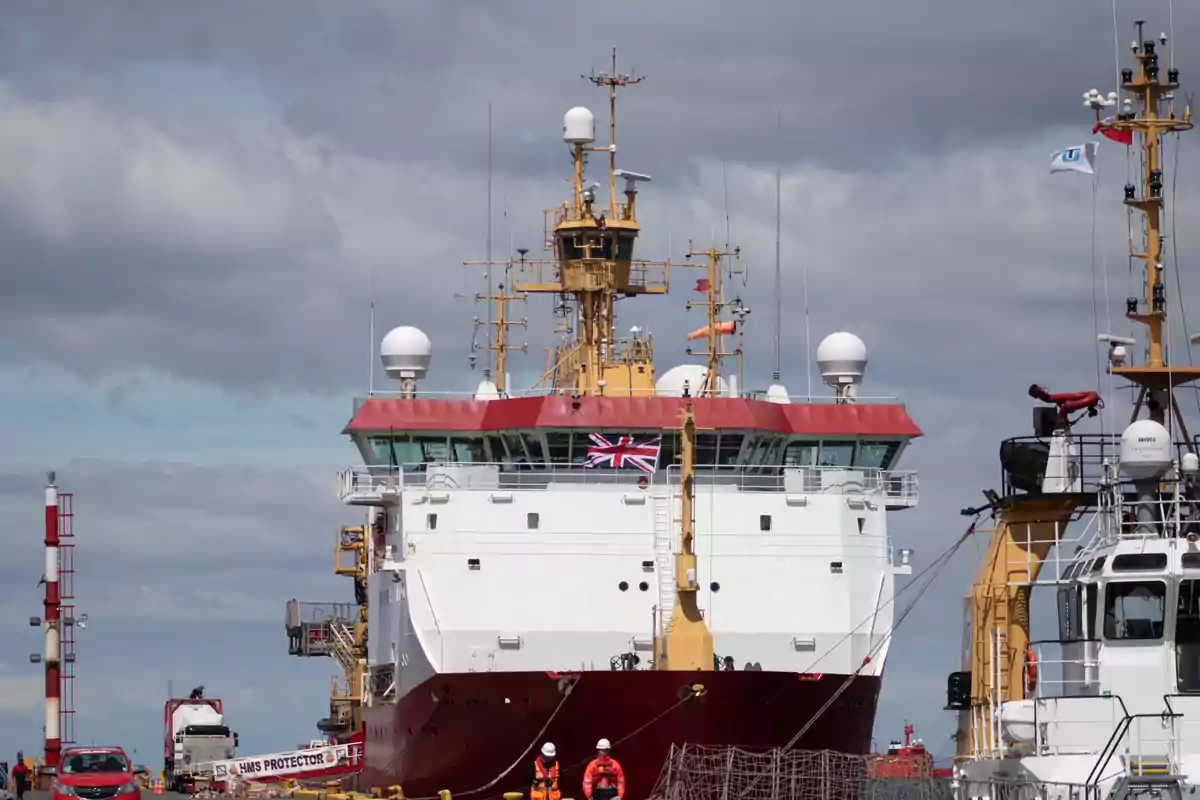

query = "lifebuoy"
[1024,645,1039,695]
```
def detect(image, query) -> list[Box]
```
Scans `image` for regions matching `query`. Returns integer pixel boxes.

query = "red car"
[53,747,141,800]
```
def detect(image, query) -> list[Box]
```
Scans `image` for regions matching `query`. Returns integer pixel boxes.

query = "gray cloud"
[1,0,1197,763]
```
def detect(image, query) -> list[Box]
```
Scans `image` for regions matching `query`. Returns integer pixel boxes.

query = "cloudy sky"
[2,0,1200,776]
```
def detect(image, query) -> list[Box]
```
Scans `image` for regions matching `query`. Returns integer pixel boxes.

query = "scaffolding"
[648,745,953,800]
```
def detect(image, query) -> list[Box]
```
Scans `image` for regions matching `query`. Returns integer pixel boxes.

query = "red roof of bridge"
[344,396,922,437]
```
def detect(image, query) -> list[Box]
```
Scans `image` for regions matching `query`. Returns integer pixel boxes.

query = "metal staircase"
[652,489,676,630]
[328,619,358,676]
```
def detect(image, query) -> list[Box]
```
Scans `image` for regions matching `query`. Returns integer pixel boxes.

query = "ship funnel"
[817,332,867,404]
[381,326,432,397]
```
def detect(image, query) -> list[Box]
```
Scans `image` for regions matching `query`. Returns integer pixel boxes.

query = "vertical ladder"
[58,491,76,747]
[652,490,675,630]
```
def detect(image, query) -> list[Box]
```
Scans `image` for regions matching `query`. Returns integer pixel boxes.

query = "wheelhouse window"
[857,441,900,470]
[783,441,817,467]
[1057,584,1085,642]
[1178,580,1200,692]
[1104,580,1166,640]
[818,441,856,467]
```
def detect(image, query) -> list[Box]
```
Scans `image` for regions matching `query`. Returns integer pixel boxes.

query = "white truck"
[163,689,238,793]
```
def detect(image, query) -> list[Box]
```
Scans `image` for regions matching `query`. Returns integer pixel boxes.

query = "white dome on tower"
[563,106,596,144]
[1120,419,1173,480]
[380,325,432,381]
[816,332,868,387]
[655,364,728,397]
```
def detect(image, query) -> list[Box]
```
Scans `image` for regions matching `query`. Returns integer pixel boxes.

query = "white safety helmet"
[542,742,557,759]
[596,738,611,751]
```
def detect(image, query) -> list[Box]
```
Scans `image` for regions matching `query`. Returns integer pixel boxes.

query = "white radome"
[655,364,728,397]
[816,332,868,385]
[1119,419,1173,480]
[563,106,596,144]
[380,325,433,380]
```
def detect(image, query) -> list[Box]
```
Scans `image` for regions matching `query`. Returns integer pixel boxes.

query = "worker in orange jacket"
[582,739,625,800]
[531,743,562,800]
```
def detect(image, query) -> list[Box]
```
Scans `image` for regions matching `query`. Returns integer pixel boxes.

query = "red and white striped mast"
[43,470,61,774]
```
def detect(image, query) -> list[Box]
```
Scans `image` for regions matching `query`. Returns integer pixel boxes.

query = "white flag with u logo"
[1050,142,1099,175]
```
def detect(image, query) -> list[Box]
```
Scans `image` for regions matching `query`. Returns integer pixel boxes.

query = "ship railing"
[1000,433,1200,501]
[1019,692,1129,759]
[338,462,918,500]
[667,463,919,505]
[1002,513,1104,586]
[338,466,401,505]
[1028,640,1102,701]
[352,389,903,406]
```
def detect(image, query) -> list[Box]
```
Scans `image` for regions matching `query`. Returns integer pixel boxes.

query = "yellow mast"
[682,245,748,397]
[1097,20,1196,426]
[957,20,1194,759]
[513,49,677,397]
[463,251,530,393]
[653,402,715,671]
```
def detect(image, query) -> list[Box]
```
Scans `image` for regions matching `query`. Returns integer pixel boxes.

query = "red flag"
[1094,120,1133,146]
[694,278,710,293]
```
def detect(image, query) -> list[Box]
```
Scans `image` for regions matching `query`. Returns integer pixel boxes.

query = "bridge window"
[1177,580,1200,692]
[450,438,485,464]
[1057,585,1084,642]
[857,441,900,470]
[818,441,856,467]
[717,434,744,465]
[1112,552,1168,571]
[784,442,817,467]
[1104,580,1166,640]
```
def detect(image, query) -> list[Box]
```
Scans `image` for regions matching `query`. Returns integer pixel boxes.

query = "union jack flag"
[584,433,661,474]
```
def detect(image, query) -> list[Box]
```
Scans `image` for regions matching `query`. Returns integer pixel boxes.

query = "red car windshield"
[61,752,130,774]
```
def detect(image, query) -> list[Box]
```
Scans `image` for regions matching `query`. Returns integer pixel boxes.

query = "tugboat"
[285,51,923,800]
[946,19,1200,800]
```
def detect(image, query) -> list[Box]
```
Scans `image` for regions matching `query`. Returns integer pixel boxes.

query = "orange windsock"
[686,320,736,341]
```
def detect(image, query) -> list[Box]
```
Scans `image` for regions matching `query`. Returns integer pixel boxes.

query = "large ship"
[285,52,922,800]
[945,20,1200,800]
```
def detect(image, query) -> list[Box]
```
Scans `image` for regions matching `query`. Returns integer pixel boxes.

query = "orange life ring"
[1024,645,1038,694]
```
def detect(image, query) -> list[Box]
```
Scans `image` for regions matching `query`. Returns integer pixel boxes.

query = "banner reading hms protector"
[210,743,359,782]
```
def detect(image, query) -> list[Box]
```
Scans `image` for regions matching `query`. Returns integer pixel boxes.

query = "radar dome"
[655,364,728,397]
[1120,419,1173,480]
[380,325,432,381]
[563,107,596,144]
[817,332,868,386]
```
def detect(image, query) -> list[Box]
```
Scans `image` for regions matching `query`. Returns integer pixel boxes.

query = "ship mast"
[683,245,749,397]
[515,49,676,397]
[653,402,715,671]
[463,251,530,394]
[1095,21,1195,428]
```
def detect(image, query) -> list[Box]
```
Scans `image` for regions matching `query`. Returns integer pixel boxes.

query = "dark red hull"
[358,670,880,800]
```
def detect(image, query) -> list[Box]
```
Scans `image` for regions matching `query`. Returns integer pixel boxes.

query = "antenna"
[773,108,782,381]
[463,249,530,394]
[1088,20,1195,429]
[585,47,644,217]
[368,264,376,396]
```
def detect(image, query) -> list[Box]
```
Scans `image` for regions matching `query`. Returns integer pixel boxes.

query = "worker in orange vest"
[530,742,561,800]
[582,739,625,800]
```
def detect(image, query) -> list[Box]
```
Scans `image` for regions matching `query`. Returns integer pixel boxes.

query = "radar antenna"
[1091,20,1195,431]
